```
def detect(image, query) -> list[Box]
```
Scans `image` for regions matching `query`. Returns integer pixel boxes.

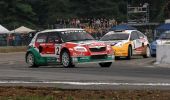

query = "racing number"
[55,45,61,55]
[56,47,60,55]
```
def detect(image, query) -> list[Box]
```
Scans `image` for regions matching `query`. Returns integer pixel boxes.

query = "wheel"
[115,56,120,60]
[26,53,39,68]
[99,62,112,67]
[61,50,74,68]
[126,46,132,60]
[151,54,156,57]
[143,46,151,58]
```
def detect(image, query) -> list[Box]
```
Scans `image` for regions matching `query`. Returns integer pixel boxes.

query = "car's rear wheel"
[99,62,112,67]
[61,50,74,68]
[143,46,151,58]
[26,53,39,68]
[126,46,132,60]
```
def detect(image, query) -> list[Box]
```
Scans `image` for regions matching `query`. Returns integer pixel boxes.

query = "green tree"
[0,0,36,29]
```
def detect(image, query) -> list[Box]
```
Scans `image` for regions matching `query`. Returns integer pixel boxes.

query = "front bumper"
[72,55,115,64]
[151,48,156,55]
[150,45,157,55]
[112,46,128,57]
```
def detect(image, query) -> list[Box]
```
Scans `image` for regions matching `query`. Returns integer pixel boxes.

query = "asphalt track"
[0,52,170,90]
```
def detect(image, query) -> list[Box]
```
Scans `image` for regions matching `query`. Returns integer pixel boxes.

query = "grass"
[66,96,74,100]
[0,46,27,53]
[0,96,55,100]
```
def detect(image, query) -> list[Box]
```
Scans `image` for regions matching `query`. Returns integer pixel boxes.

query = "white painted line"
[0,81,170,86]
[144,66,155,68]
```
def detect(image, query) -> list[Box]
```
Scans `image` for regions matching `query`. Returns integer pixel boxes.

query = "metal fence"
[0,22,113,46]
[0,33,34,46]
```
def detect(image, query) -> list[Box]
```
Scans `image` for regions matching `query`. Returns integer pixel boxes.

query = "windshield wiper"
[103,39,123,41]
[66,39,79,42]
[81,39,94,41]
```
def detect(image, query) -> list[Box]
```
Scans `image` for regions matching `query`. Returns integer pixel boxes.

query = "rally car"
[151,31,170,57]
[100,30,150,59]
[26,28,114,68]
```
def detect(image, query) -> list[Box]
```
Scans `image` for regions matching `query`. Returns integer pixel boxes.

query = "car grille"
[89,47,106,52]
[91,55,107,60]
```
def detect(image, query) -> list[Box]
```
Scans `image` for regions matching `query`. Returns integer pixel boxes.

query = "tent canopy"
[156,23,170,31]
[110,24,137,31]
[10,26,35,34]
[0,25,9,34]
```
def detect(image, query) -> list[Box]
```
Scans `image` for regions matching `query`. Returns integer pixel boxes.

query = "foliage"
[0,0,169,28]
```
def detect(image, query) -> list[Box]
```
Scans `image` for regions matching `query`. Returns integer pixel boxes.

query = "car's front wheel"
[126,46,132,60]
[61,50,74,68]
[26,52,39,68]
[99,62,112,67]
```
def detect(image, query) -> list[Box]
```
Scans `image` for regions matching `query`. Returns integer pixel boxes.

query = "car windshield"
[159,33,170,39]
[100,33,129,41]
[59,30,94,42]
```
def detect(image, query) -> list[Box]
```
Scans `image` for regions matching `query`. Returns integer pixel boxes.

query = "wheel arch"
[147,44,150,47]
[60,47,71,61]
[25,51,33,62]
[25,49,43,65]
[129,44,132,47]
[60,47,70,54]
[60,47,74,67]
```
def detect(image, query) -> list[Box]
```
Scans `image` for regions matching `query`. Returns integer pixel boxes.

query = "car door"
[137,31,147,44]
[130,31,143,54]
[46,32,62,58]
[35,33,48,55]
[137,31,148,53]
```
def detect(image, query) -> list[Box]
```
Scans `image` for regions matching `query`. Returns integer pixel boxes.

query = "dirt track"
[0,86,170,100]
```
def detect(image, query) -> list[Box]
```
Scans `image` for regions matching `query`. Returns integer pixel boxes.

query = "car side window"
[47,32,61,44]
[36,33,48,43]
[130,32,138,40]
[137,31,145,39]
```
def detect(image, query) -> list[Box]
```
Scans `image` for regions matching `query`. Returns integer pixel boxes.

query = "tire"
[126,46,132,60]
[99,62,112,67]
[143,46,151,58]
[26,53,39,68]
[151,54,156,57]
[61,50,74,68]
[115,56,120,60]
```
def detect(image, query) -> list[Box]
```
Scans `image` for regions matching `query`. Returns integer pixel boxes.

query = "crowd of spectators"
[54,18,117,39]
[0,18,117,46]
[55,18,116,28]
[0,33,35,46]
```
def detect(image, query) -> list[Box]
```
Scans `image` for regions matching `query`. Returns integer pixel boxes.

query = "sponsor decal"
[73,52,85,56]
[135,46,144,52]
[91,52,107,55]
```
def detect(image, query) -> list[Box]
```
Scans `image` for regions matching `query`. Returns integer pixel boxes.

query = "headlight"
[73,46,87,52]
[107,45,112,50]
[115,43,124,47]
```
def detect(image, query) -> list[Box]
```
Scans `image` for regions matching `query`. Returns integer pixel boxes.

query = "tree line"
[0,0,169,29]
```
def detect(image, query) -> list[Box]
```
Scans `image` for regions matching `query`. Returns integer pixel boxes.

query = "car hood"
[65,40,106,47]
[102,40,128,46]
[155,39,170,45]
